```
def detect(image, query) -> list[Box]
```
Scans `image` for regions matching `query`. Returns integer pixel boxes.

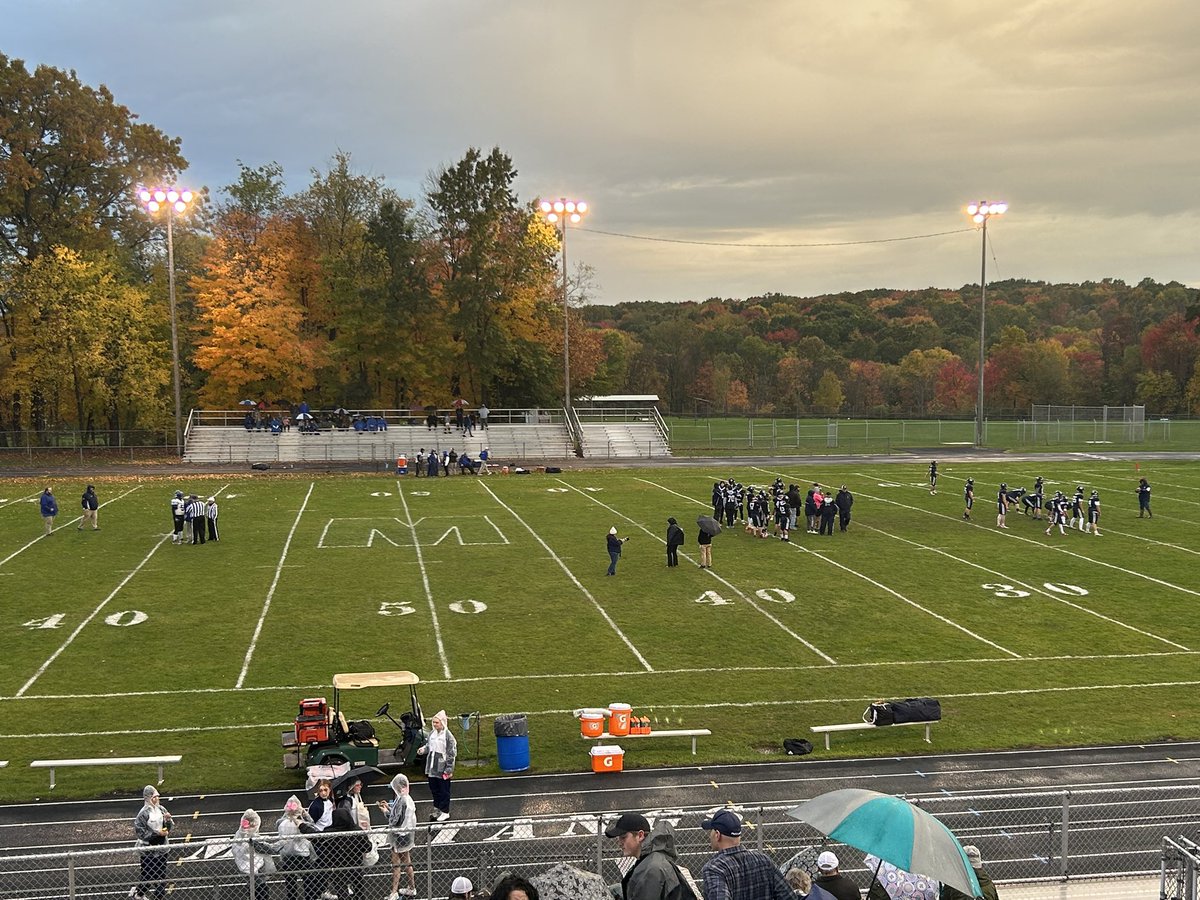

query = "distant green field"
[1,460,1197,800]
[666,416,1194,454]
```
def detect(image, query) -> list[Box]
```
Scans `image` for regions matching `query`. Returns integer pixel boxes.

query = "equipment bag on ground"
[864,697,941,726]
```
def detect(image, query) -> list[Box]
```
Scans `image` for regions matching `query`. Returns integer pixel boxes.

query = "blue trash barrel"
[494,714,530,772]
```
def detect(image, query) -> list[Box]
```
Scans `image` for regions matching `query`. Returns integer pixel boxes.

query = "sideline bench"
[30,755,182,789]
[583,729,712,755]
[810,720,937,750]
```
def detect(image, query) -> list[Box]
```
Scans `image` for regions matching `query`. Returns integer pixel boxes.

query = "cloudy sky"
[6,0,1198,303]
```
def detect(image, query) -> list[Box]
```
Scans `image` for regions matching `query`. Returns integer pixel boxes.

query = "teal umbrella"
[787,789,981,898]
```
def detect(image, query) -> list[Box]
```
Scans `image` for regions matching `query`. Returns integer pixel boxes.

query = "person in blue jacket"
[40,487,58,535]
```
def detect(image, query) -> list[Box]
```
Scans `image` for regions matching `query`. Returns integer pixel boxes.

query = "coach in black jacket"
[834,485,854,532]
[665,518,684,567]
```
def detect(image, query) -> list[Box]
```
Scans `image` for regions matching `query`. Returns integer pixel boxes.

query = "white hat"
[817,850,839,871]
[450,875,473,894]
[609,526,618,535]
[963,845,983,868]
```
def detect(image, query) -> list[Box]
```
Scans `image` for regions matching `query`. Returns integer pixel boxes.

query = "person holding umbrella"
[696,515,720,569]
[606,526,629,576]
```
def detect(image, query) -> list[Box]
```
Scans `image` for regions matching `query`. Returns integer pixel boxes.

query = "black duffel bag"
[891,697,941,723]
[864,697,941,726]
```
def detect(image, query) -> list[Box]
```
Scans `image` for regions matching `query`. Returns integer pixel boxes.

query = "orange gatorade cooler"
[580,713,604,738]
[608,702,632,736]
[396,455,408,475]
[590,744,625,773]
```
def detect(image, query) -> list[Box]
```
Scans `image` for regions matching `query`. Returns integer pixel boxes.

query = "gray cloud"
[4,0,1197,302]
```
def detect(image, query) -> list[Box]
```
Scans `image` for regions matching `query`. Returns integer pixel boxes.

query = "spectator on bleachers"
[478,404,489,430]
[322,809,370,900]
[131,785,172,900]
[487,874,539,900]
[269,417,282,434]
[231,809,277,899]
[275,796,315,900]
[244,412,255,432]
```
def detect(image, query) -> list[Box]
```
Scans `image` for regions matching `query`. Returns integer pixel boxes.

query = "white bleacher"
[578,421,671,458]
[183,423,575,465]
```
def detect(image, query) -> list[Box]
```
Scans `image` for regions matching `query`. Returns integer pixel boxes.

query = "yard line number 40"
[24,610,148,629]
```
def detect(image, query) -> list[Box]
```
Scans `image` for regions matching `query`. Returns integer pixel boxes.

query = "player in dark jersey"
[928,461,938,494]
[1085,490,1101,536]
[996,483,1009,529]
[1137,478,1152,518]
[962,478,974,520]
[1044,491,1068,536]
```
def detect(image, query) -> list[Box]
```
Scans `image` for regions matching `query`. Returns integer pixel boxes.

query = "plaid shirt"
[700,845,794,900]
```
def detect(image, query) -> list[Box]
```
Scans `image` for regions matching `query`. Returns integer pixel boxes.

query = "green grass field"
[666,416,1194,454]
[1,459,1197,800]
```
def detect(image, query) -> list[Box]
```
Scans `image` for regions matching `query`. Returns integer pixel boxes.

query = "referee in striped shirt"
[205,496,220,542]
[187,495,207,544]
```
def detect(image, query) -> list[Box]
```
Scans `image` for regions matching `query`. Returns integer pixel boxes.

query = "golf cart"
[281,671,427,770]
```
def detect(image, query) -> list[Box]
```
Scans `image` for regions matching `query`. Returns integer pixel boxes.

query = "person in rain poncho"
[231,809,279,899]
[131,785,172,900]
[275,795,315,900]
[417,710,457,821]
[377,773,417,898]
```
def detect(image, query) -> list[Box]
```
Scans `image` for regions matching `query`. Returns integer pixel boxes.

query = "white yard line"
[851,468,1200,599]
[0,485,144,570]
[10,676,1200,740]
[0,491,41,510]
[396,481,451,679]
[2,648,1196,701]
[476,479,654,672]
[16,531,171,697]
[631,478,837,663]
[747,467,1023,657]
[853,522,1190,650]
[235,482,315,688]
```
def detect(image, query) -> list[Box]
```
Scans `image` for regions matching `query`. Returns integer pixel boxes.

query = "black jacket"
[666,523,685,548]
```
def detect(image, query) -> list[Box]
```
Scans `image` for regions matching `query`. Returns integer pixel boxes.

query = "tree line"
[2,54,1197,447]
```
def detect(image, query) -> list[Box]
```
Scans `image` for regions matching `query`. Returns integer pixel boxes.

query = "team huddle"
[169,491,220,544]
[711,477,853,542]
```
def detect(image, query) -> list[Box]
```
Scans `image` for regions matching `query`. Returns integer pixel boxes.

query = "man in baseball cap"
[813,850,861,900]
[699,809,792,899]
[448,875,473,899]
[605,813,690,900]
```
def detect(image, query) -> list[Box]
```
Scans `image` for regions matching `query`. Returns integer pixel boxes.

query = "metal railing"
[4,786,1196,899]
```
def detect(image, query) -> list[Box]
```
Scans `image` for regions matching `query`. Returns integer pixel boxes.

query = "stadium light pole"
[139,187,195,454]
[537,198,588,410]
[966,200,1006,448]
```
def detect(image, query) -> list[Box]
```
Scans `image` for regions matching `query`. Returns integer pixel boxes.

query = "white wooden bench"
[810,720,937,750]
[30,755,182,789]
[583,729,712,755]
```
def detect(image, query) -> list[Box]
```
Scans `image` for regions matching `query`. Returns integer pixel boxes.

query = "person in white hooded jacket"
[416,710,457,821]
[131,785,172,900]
[275,795,315,900]
[377,773,417,898]
[232,809,279,899]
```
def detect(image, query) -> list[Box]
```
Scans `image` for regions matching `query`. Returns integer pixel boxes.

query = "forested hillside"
[582,280,1200,417]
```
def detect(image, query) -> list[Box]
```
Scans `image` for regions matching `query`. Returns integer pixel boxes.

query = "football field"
[1,458,1198,800]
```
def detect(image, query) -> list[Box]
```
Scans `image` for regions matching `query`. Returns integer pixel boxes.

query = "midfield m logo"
[317,516,511,548]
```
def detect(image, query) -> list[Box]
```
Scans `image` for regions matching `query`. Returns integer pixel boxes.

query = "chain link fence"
[1161,835,1200,900]
[2,785,1196,899]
